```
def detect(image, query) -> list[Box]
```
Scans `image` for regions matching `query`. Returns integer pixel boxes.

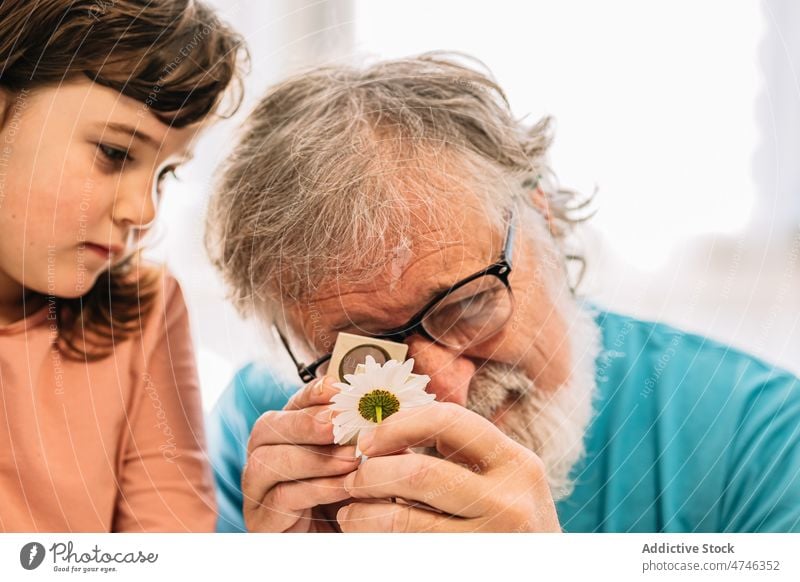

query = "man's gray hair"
[205,52,589,322]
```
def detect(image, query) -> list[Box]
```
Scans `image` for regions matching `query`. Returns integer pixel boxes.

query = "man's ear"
[526,180,559,237]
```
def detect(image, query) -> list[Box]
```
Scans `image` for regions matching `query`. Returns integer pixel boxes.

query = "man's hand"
[336,402,561,532]
[242,377,359,532]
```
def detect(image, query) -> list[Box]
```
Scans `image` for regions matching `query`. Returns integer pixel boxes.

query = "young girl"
[0,0,245,531]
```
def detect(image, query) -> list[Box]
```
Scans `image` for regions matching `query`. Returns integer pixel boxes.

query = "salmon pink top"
[0,272,215,532]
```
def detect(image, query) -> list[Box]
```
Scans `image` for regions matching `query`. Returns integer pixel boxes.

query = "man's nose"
[404,335,477,407]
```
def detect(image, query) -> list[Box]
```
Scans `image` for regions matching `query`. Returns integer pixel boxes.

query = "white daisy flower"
[331,355,435,455]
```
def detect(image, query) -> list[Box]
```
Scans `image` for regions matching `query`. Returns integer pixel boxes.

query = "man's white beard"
[464,294,601,502]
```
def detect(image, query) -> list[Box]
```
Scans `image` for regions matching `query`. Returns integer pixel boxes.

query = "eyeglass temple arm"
[273,326,306,374]
[500,208,516,270]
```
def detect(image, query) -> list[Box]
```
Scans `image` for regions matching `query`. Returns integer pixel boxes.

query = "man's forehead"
[293,219,502,334]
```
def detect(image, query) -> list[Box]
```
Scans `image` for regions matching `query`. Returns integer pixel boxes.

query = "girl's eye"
[158,166,179,183]
[155,165,181,197]
[98,143,131,164]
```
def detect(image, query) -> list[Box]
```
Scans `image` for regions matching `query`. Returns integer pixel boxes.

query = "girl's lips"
[83,242,122,260]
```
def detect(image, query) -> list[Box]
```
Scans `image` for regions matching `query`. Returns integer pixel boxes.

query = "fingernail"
[313,377,326,395]
[357,428,375,452]
[337,504,351,521]
[343,471,356,492]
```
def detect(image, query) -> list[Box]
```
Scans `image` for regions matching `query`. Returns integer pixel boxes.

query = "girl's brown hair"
[0,0,247,359]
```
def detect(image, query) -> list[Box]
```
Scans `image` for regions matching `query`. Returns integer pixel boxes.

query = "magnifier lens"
[340,344,390,377]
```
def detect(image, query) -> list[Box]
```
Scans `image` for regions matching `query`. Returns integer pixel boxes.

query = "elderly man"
[204,54,800,533]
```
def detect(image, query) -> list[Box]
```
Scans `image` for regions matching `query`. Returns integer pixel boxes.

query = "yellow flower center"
[358,389,400,423]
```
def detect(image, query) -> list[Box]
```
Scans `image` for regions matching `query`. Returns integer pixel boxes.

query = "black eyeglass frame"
[275,209,517,383]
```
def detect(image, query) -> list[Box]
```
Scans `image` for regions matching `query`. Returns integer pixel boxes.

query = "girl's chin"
[46,273,104,298]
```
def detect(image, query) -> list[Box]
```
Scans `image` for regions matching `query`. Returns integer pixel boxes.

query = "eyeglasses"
[275,209,517,383]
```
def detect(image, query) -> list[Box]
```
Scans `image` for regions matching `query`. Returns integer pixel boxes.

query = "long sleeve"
[112,275,216,532]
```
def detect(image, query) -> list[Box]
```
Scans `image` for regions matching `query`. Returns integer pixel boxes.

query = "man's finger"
[337,500,474,533]
[265,474,352,513]
[246,475,351,532]
[284,376,340,411]
[344,453,489,518]
[242,444,359,504]
[359,402,524,470]
[247,405,334,453]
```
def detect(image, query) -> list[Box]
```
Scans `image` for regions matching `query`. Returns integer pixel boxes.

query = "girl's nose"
[112,175,157,229]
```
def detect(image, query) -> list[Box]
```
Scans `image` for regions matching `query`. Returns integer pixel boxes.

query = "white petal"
[400,393,436,408]
[398,375,431,393]
[385,360,411,390]
[333,411,361,425]
[393,388,429,402]
[331,390,359,400]
[330,399,353,409]
[398,357,415,378]
[333,417,370,440]
[393,379,432,396]
[341,373,361,386]
[369,366,389,388]
[343,375,372,393]
[364,355,380,375]
[331,392,360,405]
[334,426,359,445]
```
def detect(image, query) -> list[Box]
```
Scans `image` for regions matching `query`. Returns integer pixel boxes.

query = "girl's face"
[0,80,198,301]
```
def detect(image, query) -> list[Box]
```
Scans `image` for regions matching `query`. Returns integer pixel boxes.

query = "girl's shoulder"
[118,263,194,357]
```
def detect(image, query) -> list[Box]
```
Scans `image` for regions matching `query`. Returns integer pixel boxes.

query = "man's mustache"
[415,361,532,460]
[466,361,532,421]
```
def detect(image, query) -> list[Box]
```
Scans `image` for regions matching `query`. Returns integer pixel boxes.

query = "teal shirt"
[207,308,800,532]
